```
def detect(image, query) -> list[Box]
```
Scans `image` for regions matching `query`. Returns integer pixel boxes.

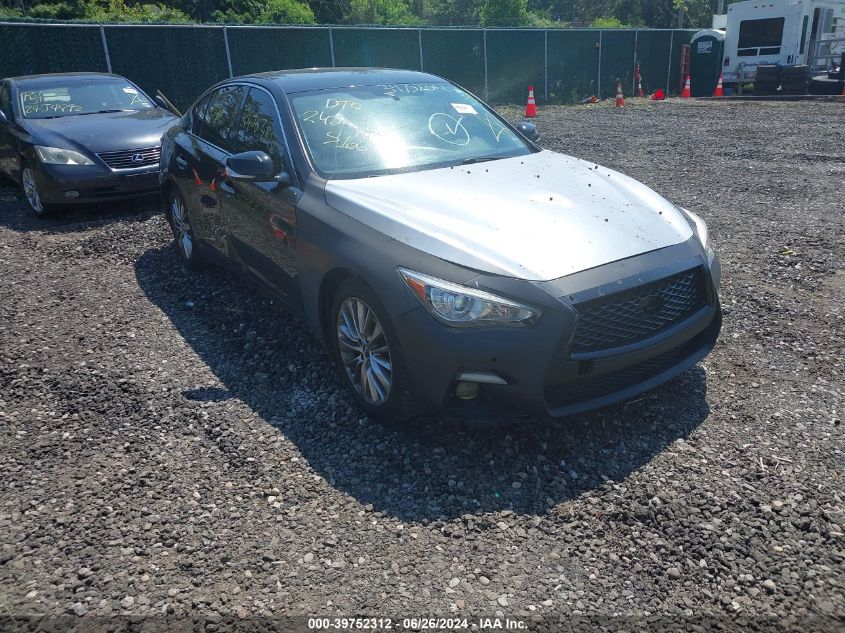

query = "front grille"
[97,146,161,170]
[545,337,700,408]
[570,267,706,354]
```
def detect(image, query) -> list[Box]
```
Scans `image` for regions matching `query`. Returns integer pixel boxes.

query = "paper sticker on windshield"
[451,103,478,115]
[123,87,139,94]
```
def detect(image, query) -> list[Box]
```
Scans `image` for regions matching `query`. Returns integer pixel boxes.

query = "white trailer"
[720,0,845,84]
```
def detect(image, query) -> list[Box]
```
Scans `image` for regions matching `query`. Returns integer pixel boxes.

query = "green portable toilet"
[690,29,725,97]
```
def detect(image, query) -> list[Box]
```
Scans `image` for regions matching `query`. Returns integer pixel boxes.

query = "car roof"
[6,72,130,87]
[244,68,447,93]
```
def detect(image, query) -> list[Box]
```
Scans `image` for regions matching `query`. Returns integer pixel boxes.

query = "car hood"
[324,150,694,281]
[24,108,177,153]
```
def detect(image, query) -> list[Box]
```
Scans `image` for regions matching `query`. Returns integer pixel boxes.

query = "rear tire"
[329,277,421,424]
[165,187,204,271]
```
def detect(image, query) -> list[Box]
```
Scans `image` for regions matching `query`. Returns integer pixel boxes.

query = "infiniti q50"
[159,68,721,422]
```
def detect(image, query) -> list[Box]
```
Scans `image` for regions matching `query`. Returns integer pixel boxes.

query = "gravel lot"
[1,99,843,631]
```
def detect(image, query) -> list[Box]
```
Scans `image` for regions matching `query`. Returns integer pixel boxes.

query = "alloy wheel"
[337,297,393,405]
[170,195,193,260]
[22,168,43,214]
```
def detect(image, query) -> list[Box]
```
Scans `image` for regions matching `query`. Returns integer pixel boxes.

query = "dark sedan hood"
[24,108,177,153]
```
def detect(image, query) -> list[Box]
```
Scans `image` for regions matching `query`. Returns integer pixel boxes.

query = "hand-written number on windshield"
[302,110,344,126]
[324,129,368,152]
[379,83,449,97]
[130,94,151,107]
[24,103,82,114]
[428,113,470,146]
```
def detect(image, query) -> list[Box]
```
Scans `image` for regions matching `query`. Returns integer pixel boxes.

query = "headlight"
[34,146,94,166]
[399,268,540,327]
[680,207,709,250]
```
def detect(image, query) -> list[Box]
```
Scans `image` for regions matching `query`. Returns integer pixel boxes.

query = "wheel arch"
[317,267,357,345]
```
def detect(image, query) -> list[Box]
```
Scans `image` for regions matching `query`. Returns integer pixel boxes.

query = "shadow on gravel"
[0,182,160,234]
[136,244,711,523]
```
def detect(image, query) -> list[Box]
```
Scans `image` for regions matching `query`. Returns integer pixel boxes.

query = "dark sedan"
[0,72,177,216]
[160,68,721,423]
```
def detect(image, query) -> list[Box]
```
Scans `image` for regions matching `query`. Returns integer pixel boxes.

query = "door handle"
[218,180,236,195]
[175,155,188,169]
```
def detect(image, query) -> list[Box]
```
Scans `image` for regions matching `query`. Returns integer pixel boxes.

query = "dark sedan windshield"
[19,79,154,119]
[288,82,531,178]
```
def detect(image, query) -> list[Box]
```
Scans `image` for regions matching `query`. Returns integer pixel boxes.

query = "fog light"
[455,381,480,400]
[65,191,79,199]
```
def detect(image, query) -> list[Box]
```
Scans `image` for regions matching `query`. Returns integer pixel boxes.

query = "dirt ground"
[0,99,843,632]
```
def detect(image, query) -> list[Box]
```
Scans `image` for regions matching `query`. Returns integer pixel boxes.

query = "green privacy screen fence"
[0,21,696,110]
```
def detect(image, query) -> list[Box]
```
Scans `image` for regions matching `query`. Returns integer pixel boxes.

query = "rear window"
[738,17,785,56]
[19,78,154,119]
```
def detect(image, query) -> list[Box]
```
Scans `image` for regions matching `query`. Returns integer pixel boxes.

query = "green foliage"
[426,0,484,26]
[343,0,421,25]
[209,0,314,23]
[590,16,627,28]
[480,0,528,26]
[0,0,743,26]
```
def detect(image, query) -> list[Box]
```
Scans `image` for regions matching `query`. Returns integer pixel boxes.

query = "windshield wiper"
[461,156,501,165]
[76,109,135,116]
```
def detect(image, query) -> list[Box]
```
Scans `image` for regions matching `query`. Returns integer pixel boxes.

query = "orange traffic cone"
[524,86,537,117]
[615,81,625,108]
[681,75,691,98]
[714,73,724,97]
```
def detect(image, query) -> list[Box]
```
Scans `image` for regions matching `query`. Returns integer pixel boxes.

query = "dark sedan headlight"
[399,268,540,327]
[34,145,94,166]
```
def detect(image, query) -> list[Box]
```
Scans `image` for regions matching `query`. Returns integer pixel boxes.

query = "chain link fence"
[0,21,696,110]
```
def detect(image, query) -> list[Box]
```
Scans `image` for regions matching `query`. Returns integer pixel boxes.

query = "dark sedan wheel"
[166,188,204,270]
[330,278,419,423]
[21,165,53,217]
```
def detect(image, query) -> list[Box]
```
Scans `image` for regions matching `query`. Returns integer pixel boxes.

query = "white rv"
[720,0,845,84]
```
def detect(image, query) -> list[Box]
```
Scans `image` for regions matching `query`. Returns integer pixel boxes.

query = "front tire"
[165,187,204,270]
[329,278,420,424]
[21,164,54,217]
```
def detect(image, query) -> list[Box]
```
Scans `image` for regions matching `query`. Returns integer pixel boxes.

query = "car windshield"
[288,82,532,179]
[19,79,154,119]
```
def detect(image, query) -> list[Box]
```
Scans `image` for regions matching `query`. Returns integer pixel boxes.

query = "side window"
[233,88,287,172]
[0,83,12,120]
[195,85,245,153]
[189,92,213,136]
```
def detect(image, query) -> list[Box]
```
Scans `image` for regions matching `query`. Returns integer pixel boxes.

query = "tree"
[426,0,484,25]
[343,0,422,24]
[480,0,528,26]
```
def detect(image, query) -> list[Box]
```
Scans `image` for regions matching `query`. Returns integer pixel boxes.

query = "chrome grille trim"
[97,146,161,170]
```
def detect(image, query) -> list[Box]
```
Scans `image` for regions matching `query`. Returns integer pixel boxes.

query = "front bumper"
[32,162,159,205]
[393,239,722,420]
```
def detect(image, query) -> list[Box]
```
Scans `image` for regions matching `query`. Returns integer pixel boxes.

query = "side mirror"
[226,150,289,185]
[516,121,540,142]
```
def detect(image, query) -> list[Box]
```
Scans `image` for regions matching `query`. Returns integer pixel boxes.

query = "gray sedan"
[160,68,721,423]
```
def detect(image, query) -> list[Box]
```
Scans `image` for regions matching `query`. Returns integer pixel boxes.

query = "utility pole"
[677,5,685,28]
[717,0,725,14]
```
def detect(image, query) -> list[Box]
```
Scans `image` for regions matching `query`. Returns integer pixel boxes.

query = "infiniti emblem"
[637,295,664,316]
[131,153,145,164]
